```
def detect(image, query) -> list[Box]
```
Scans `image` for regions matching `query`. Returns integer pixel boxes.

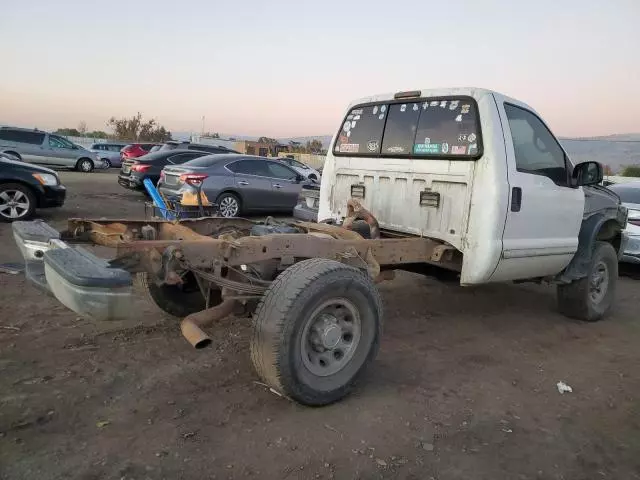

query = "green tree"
[53,127,81,136]
[107,112,171,142]
[305,139,323,153]
[258,136,278,144]
[87,130,109,139]
[621,165,640,177]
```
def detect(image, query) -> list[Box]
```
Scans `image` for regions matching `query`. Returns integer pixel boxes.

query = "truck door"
[491,101,585,281]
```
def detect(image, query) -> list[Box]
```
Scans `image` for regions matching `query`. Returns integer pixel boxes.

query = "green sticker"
[414,143,440,154]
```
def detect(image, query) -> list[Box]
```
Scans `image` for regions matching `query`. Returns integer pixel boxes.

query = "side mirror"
[72,145,79,150]
[572,161,603,187]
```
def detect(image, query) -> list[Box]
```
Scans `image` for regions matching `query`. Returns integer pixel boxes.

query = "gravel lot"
[1,170,639,480]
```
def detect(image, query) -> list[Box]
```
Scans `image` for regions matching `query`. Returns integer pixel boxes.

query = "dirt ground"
[1,170,639,480]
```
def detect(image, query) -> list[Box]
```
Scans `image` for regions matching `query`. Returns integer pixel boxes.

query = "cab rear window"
[333,96,481,158]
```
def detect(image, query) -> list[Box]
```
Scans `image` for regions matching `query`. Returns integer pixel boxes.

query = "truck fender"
[557,213,621,283]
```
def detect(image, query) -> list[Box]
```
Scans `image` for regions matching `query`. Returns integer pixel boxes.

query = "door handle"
[273,184,282,189]
[511,187,522,212]
[238,181,249,186]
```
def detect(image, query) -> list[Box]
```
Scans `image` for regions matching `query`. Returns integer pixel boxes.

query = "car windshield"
[609,184,640,204]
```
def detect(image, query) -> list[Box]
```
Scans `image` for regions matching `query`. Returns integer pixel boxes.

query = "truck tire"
[250,258,383,406]
[557,241,618,322]
[135,272,215,318]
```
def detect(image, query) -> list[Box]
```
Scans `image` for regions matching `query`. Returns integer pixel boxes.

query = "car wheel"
[216,192,241,218]
[102,159,112,168]
[557,241,618,321]
[0,183,36,222]
[250,258,383,406]
[76,158,94,172]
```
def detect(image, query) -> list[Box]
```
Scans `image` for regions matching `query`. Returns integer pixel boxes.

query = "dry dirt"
[1,171,639,480]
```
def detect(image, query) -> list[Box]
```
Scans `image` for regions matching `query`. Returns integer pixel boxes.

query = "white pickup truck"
[315,87,628,320]
[12,87,628,406]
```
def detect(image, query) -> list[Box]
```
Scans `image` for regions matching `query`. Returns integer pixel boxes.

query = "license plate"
[164,175,178,186]
[122,166,131,174]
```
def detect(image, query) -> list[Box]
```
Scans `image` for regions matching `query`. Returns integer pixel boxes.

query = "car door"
[226,159,274,210]
[491,100,585,281]
[45,134,77,166]
[264,161,302,209]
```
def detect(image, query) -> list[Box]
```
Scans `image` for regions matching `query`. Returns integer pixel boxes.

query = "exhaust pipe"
[180,299,237,349]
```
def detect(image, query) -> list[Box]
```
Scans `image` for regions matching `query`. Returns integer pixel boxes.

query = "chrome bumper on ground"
[12,220,133,320]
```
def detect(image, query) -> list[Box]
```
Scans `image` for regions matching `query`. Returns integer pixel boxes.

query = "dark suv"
[0,153,66,221]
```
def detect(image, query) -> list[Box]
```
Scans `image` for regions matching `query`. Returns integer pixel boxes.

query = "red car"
[120,143,158,161]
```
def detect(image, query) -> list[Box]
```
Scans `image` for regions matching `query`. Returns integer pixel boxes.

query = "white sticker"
[458,134,467,142]
[343,122,351,132]
[339,143,359,152]
[442,142,449,154]
[461,104,470,114]
[347,131,351,137]
[440,101,447,108]
[354,115,361,120]
[347,115,354,120]
[455,114,462,122]
[450,100,459,110]
[351,108,363,115]
[424,137,431,144]
[372,106,378,115]
[468,133,477,143]
[367,141,378,152]
[386,146,404,153]
[351,120,357,128]
[378,114,384,120]
[400,104,407,112]
[380,105,387,113]
[430,101,439,106]
[412,103,419,111]
[423,102,428,109]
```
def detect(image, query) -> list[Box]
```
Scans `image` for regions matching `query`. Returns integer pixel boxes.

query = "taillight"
[131,164,151,173]
[179,173,208,186]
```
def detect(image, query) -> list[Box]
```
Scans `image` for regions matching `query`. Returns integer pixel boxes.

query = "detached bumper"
[621,234,640,264]
[12,220,133,320]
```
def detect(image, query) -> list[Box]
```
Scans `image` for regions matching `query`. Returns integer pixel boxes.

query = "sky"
[0,0,638,138]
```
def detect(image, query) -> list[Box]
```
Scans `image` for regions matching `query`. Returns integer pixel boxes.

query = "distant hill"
[559,134,640,173]
[175,131,640,173]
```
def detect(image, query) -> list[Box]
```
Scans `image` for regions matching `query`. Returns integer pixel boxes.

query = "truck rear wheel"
[250,258,383,406]
[557,241,618,322]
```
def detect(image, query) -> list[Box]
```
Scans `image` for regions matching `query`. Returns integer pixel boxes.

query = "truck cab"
[318,88,626,291]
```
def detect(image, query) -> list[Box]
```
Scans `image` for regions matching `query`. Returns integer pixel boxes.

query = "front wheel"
[250,258,383,406]
[557,241,618,322]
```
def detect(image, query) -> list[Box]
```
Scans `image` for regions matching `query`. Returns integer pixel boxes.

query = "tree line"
[54,113,171,142]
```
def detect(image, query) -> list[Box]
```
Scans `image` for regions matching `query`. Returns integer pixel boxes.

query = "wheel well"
[0,180,40,206]
[3,151,21,159]
[217,189,243,206]
[596,219,622,253]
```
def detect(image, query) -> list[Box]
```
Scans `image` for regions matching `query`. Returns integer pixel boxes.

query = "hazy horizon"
[1,0,638,138]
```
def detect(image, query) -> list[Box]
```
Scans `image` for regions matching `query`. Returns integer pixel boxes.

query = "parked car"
[158,154,308,217]
[90,142,128,168]
[276,157,321,181]
[120,143,159,162]
[607,182,640,264]
[118,149,212,191]
[157,140,239,155]
[0,126,105,172]
[0,153,66,221]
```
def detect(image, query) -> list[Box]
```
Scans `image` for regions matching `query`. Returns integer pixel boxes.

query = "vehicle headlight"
[32,173,59,186]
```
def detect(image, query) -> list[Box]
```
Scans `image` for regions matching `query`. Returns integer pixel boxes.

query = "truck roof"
[346,87,533,113]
